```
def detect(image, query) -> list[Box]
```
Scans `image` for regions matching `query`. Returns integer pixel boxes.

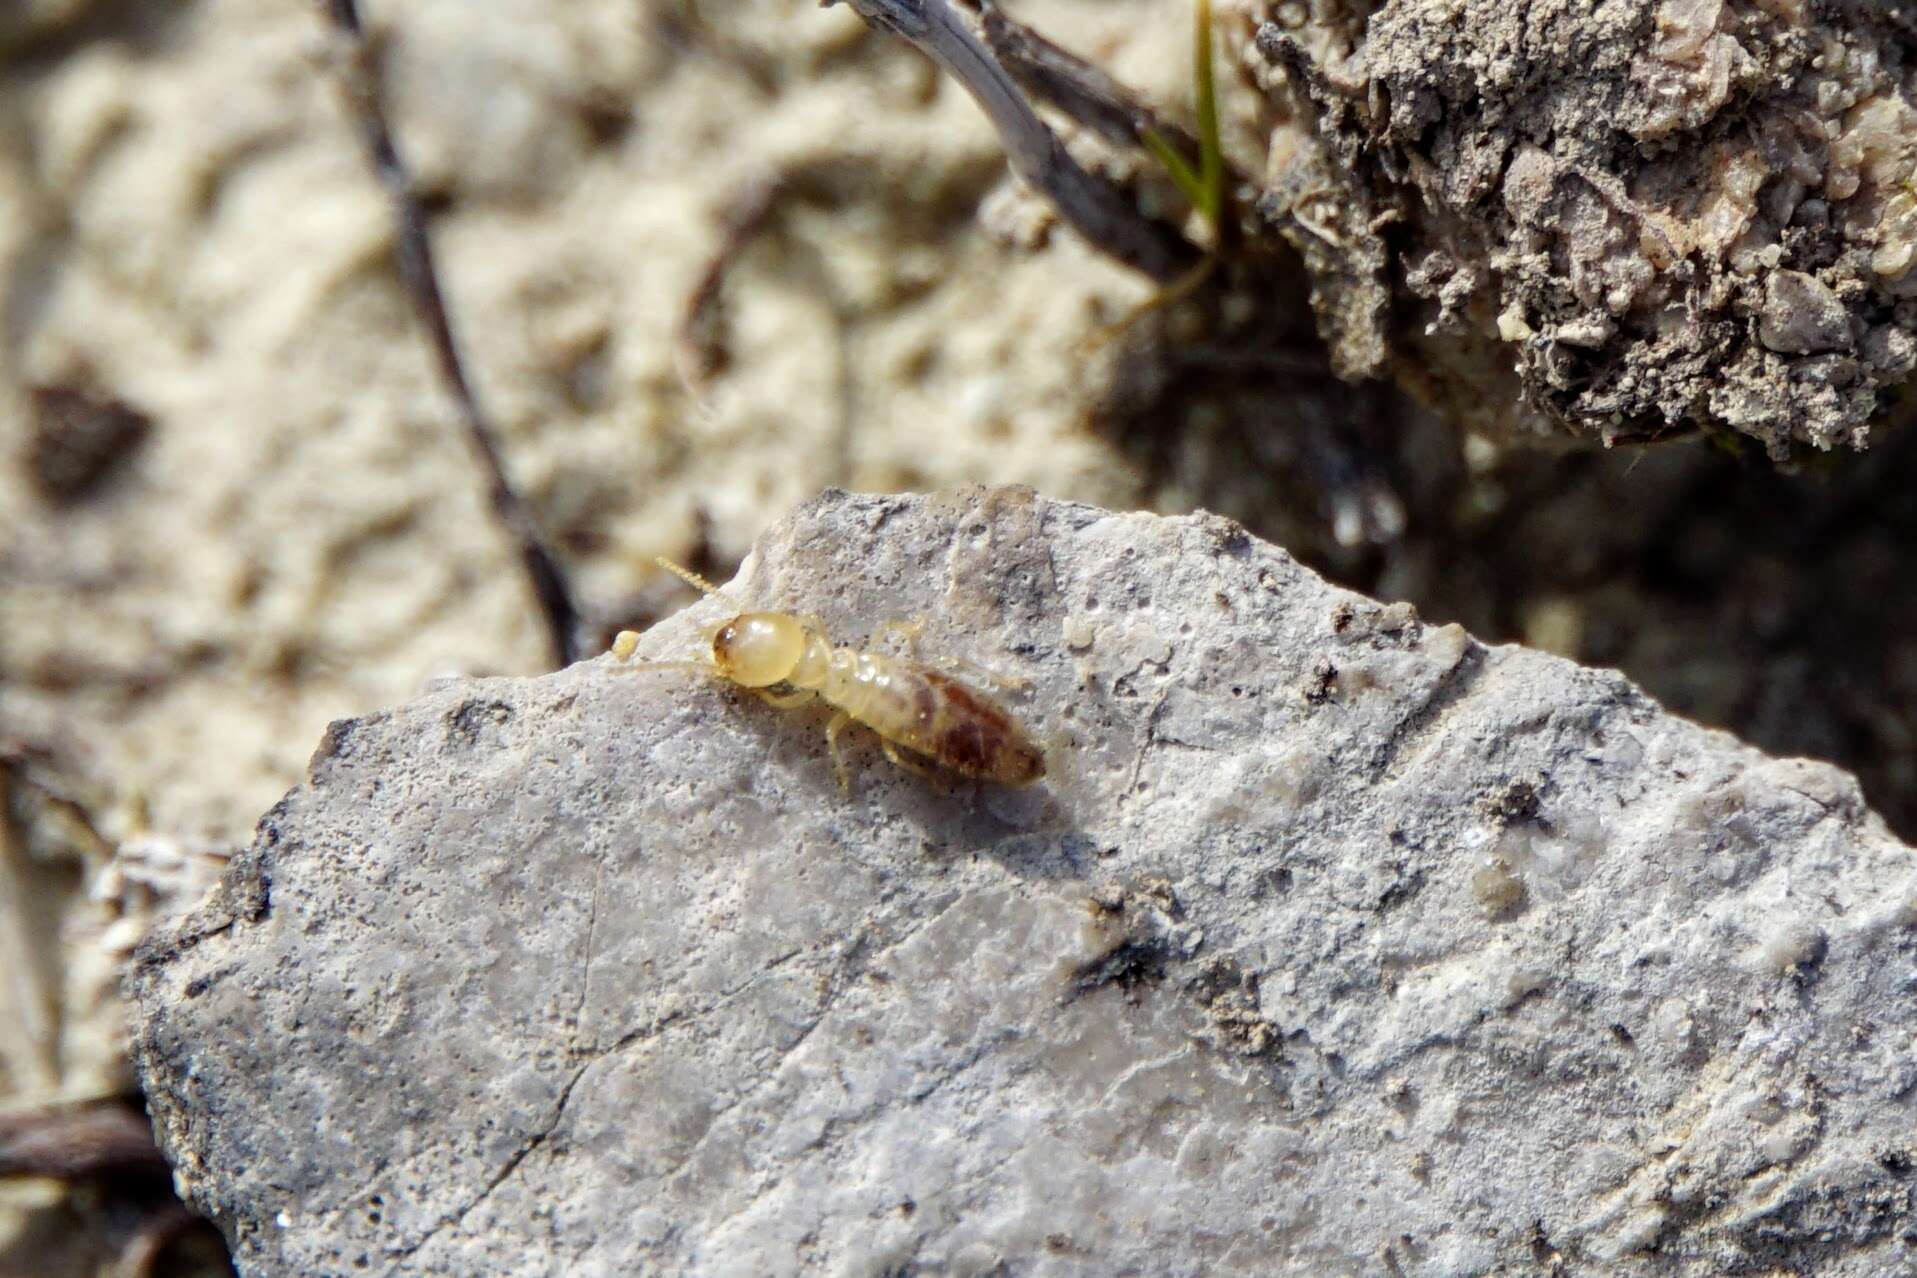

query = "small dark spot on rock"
[251,869,273,922]
[183,975,211,998]
[1483,778,1543,826]
[1305,659,1338,704]
[1074,939,1167,993]
[1376,867,1425,911]
[1609,1023,1635,1048]
[1331,602,1356,633]
[311,718,361,773]
[1206,516,1250,554]
[447,699,514,746]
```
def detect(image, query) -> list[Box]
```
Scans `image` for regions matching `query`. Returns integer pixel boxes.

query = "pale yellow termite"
[610,559,1046,789]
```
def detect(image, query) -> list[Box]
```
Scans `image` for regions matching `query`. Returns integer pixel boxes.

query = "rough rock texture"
[1244,0,1917,454]
[133,488,1917,1276]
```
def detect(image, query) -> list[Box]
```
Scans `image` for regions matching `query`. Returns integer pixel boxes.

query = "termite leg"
[880,737,938,780]
[755,687,816,710]
[826,709,853,792]
[611,630,642,660]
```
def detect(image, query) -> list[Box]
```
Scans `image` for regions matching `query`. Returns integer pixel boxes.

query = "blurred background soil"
[0,0,1912,1272]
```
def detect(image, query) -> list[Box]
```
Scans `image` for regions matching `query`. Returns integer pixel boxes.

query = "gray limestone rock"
[131,487,1917,1276]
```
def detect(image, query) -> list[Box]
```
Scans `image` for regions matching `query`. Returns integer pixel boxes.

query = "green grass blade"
[1193,0,1223,229]
[1143,128,1208,212]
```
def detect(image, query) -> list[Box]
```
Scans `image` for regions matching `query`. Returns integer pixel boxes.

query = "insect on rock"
[611,559,1046,790]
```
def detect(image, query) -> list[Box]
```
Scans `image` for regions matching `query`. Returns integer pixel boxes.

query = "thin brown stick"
[833,0,1199,283]
[317,0,582,666]
[115,1202,202,1278]
[676,172,787,397]
[974,1,1199,158]
[0,1097,171,1182]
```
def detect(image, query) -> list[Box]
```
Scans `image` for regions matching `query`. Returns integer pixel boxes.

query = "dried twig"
[975,1,1199,158]
[0,1097,213,1278]
[317,0,582,666]
[660,0,778,95]
[0,1097,171,1182]
[832,0,1200,282]
[676,172,788,397]
[114,1202,204,1278]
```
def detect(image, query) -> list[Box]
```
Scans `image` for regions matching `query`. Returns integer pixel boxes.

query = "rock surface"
[133,488,1917,1276]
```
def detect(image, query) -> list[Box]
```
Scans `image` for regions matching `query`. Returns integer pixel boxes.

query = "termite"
[610,559,1046,789]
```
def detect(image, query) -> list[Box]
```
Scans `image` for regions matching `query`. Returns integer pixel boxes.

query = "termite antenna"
[655,556,723,596]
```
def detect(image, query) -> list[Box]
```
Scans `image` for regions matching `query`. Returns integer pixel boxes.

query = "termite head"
[711,613,805,688]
